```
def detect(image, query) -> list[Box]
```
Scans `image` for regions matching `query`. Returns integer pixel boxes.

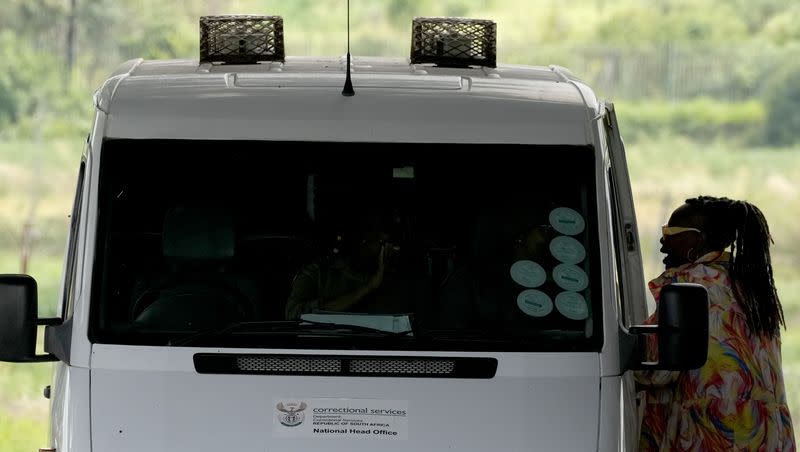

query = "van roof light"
[410,17,496,68]
[200,15,285,64]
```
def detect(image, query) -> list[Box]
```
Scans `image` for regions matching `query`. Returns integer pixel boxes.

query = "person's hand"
[366,242,389,291]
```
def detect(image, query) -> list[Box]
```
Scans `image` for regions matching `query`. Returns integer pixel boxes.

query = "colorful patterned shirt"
[636,251,795,451]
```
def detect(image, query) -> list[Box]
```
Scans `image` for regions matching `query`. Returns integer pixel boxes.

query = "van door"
[602,102,649,451]
[603,103,647,326]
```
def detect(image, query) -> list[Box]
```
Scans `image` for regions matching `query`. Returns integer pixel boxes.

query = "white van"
[0,15,708,452]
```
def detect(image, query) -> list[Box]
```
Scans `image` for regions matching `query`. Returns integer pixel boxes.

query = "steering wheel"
[131,281,254,330]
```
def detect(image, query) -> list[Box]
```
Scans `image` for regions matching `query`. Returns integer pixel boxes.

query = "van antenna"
[341,0,355,96]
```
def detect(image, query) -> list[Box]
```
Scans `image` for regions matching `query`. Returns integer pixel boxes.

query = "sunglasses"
[662,224,702,237]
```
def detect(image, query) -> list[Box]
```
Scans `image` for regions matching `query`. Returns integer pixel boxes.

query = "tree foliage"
[0,0,797,145]
[595,3,749,44]
[764,57,800,146]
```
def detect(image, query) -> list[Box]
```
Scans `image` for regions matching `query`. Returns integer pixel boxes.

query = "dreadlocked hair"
[685,196,785,338]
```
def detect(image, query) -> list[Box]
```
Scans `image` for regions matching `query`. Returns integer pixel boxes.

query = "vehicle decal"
[510,260,546,288]
[516,289,553,317]
[273,398,408,440]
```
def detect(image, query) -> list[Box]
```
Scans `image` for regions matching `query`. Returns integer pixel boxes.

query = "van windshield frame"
[89,139,604,352]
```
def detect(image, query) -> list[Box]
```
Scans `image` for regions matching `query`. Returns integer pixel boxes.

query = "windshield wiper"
[168,319,412,347]
[415,328,586,344]
[295,319,414,337]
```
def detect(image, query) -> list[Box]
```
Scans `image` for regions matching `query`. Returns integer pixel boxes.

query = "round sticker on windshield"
[509,260,546,288]
[552,264,589,291]
[517,290,553,317]
[549,207,585,236]
[550,236,586,264]
[555,291,589,320]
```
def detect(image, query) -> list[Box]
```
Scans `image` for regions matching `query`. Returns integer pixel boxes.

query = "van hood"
[90,345,600,452]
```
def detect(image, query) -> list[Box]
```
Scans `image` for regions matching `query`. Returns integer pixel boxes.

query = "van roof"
[97,57,602,144]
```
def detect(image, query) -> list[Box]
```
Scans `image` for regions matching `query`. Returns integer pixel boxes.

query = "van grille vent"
[349,358,455,374]
[237,356,342,373]
[194,354,496,379]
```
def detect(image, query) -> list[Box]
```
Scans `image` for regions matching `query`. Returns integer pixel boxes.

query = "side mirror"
[625,283,709,370]
[0,275,59,363]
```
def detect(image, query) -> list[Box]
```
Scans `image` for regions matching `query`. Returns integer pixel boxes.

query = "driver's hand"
[367,243,388,291]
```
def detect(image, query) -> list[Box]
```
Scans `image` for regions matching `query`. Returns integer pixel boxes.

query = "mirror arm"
[20,354,59,363]
[627,325,657,335]
[621,324,659,371]
[23,317,64,362]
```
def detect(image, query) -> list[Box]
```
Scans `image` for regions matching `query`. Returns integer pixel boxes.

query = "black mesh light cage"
[410,17,496,68]
[200,15,285,64]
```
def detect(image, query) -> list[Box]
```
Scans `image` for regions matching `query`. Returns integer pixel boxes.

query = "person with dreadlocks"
[636,196,795,451]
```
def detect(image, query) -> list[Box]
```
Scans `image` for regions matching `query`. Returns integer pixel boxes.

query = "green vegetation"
[1,0,799,145]
[0,414,48,451]
[0,361,51,418]
[764,60,800,146]
[0,359,51,450]
[1,0,799,450]
[617,99,766,144]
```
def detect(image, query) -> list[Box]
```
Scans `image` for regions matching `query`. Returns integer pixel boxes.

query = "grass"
[0,135,799,450]
[0,362,51,418]
[0,340,53,451]
[0,413,48,451]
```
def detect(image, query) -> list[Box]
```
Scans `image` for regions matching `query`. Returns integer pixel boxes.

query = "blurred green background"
[1,0,798,449]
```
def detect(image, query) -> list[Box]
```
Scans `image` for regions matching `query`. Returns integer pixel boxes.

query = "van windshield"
[90,140,602,352]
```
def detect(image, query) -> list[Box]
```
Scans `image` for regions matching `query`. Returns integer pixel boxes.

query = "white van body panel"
[40,55,648,451]
[99,57,598,144]
[66,111,106,370]
[90,345,601,452]
[598,376,624,452]
[589,116,625,379]
[50,364,92,452]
